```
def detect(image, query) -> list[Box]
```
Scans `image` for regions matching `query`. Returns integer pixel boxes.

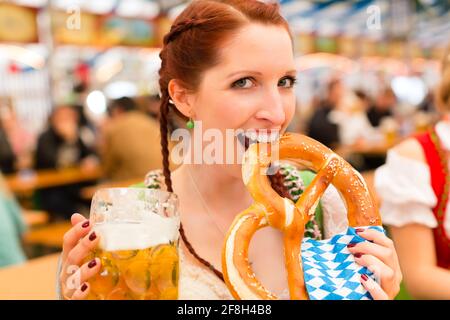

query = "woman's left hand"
[347,228,402,300]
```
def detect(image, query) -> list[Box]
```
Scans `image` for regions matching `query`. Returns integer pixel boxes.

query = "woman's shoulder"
[390,137,427,165]
[374,136,433,199]
[374,138,438,228]
[375,137,432,191]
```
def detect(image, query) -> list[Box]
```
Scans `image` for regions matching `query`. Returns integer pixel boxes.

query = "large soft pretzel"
[222,133,381,300]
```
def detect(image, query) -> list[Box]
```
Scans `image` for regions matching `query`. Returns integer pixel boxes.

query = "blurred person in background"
[350,90,390,171]
[73,104,97,151]
[0,121,15,174]
[144,94,185,131]
[35,105,97,219]
[375,45,450,299]
[366,87,396,128]
[144,94,161,120]
[418,91,436,114]
[333,89,376,146]
[306,78,343,148]
[35,105,96,170]
[0,172,27,268]
[100,97,163,181]
[0,105,35,173]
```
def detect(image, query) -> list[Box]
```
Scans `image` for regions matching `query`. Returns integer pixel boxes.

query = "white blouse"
[177,185,349,300]
[374,121,450,239]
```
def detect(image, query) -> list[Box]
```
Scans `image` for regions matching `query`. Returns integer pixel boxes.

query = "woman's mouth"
[237,130,280,151]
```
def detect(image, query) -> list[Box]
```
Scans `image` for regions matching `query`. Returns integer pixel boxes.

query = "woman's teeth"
[244,132,280,143]
[237,131,280,150]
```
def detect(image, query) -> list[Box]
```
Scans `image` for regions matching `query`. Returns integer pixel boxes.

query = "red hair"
[158,0,292,280]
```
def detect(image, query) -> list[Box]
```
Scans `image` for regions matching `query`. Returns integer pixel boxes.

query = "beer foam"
[95,214,179,251]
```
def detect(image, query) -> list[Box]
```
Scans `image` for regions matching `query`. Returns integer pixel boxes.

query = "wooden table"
[5,166,103,196]
[335,141,395,158]
[23,210,49,227]
[24,222,72,249]
[0,253,60,300]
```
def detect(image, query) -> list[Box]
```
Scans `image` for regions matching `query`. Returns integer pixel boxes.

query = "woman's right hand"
[59,213,101,300]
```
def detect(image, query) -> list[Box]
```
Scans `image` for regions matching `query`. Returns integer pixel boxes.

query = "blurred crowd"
[0,93,165,220]
[305,76,438,171]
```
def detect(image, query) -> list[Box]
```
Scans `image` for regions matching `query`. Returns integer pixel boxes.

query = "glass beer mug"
[84,188,179,300]
[380,117,398,146]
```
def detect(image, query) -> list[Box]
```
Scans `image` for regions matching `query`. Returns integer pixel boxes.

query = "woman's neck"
[189,163,250,203]
[173,163,253,219]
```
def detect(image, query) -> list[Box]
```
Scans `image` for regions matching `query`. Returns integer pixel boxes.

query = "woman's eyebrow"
[226,70,263,79]
[226,69,297,79]
[285,69,297,75]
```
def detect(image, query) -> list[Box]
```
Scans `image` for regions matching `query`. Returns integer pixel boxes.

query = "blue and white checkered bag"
[301,226,385,300]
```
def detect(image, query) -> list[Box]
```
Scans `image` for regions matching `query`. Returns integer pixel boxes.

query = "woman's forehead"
[211,24,295,77]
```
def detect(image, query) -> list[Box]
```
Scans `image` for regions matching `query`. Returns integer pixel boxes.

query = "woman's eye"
[232,78,254,89]
[278,77,297,88]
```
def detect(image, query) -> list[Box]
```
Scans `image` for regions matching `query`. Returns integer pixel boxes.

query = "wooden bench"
[23,210,49,227]
[23,221,72,249]
[5,166,103,196]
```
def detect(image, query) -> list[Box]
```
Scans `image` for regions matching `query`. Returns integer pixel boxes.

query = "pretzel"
[222,133,381,300]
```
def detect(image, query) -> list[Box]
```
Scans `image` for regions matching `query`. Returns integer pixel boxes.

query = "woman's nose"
[254,89,286,126]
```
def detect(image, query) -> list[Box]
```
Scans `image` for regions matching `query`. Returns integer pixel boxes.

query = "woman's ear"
[168,79,195,118]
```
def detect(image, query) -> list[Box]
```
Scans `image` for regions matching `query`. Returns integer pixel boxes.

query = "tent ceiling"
[10,0,450,46]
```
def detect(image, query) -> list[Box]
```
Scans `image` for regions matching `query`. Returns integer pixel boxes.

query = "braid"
[159,91,173,193]
[163,18,211,45]
[179,224,224,281]
[159,66,224,282]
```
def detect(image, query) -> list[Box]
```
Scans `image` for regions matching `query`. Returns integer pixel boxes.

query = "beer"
[85,188,180,300]
[85,242,179,300]
[380,117,399,145]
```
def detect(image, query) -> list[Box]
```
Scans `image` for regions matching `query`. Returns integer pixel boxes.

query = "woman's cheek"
[282,95,296,127]
[215,99,255,127]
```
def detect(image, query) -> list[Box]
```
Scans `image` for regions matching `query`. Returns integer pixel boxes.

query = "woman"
[59,0,401,300]
[0,106,35,172]
[375,45,450,299]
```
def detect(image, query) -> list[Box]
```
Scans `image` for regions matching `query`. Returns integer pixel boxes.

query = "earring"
[186,118,194,129]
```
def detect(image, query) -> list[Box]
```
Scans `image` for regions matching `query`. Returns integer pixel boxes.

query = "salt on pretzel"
[222,133,381,300]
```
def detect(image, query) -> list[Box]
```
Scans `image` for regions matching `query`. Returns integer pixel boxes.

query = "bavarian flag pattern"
[301,226,385,300]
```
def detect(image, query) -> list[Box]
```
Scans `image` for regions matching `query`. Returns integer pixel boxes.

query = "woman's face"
[186,23,297,177]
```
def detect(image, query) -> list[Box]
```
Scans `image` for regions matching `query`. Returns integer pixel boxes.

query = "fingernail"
[347,243,357,248]
[82,221,90,228]
[354,253,363,258]
[88,259,97,268]
[81,283,88,292]
[355,228,364,233]
[361,274,369,281]
[89,232,96,241]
